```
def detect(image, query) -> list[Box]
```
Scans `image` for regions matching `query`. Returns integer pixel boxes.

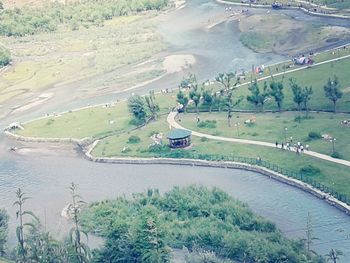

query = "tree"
[202,89,214,113]
[246,80,268,112]
[145,90,159,121]
[179,73,197,89]
[189,83,202,114]
[67,183,91,263]
[325,248,343,263]
[0,209,9,257]
[324,76,343,112]
[289,78,304,111]
[216,72,235,91]
[269,80,284,112]
[302,86,313,116]
[176,90,189,112]
[13,188,40,262]
[224,90,243,127]
[134,207,169,263]
[128,95,147,124]
[303,212,318,257]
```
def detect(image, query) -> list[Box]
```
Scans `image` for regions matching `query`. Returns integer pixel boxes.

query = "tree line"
[0,0,169,37]
[174,73,343,126]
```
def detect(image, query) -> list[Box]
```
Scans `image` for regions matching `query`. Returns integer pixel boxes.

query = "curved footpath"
[167,111,350,167]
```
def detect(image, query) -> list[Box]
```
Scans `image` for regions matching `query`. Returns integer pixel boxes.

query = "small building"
[167,129,192,148]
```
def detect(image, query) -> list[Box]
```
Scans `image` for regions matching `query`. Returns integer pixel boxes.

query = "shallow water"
[1,0,350,260]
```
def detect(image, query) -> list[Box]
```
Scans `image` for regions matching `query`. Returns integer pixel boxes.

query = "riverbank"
[216,0,350,19]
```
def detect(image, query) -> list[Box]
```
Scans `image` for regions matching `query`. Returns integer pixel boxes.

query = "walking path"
[167,111,350,168]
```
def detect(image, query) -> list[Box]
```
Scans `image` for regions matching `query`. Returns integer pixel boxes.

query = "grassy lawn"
[17,103,134,139]
[178,112,350,160]
[92,115,350,199]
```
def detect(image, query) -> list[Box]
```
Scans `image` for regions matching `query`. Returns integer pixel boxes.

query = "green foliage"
[324,75,343,112]
[197,120,217,129]
[0,46,10,67]
[269,80,284,112]
[300,165,321,176]
[81,186,321,263]
[0,209,9,257]
[331,151,342,159]
[128,95,147,124]
[144,90,159,120]
[176,90,189,111]
[128,135,141,144]
[308,131,322,140]
[0,0,169,36]
[246,80,268,111]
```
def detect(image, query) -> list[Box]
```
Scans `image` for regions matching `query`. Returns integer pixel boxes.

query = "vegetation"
[81,186,324,262]
[0,0,169,36]
[0,46,10,67]
[324,75,343,112]
[0,210,9,257]
[127,90,160,124]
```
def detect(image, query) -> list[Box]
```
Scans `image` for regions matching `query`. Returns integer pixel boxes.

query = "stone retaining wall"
[85,151,350,215]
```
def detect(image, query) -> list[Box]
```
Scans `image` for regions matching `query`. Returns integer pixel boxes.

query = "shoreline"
[4,129,350,217]
[215,0,350,20]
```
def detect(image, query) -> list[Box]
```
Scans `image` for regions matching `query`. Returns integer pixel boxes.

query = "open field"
[238,13,350,54]
[178,112,350,160]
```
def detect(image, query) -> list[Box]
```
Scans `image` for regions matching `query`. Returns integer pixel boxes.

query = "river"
[1,0,350,260]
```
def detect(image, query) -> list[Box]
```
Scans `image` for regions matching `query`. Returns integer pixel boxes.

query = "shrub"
[129,118,145,126]
[197,120,217,129]
[251,132,259,137]
[300,165,321,175]
[128,135,141,144]
[200,137,209,142]
[0,46,10,67]
[331,152,342,159]
[308,131,322,140]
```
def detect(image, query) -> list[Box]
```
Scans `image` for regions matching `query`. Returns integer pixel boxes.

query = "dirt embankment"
[238,13,350,55]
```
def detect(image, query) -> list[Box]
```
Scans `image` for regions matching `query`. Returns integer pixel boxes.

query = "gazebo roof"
[167,129,192,140]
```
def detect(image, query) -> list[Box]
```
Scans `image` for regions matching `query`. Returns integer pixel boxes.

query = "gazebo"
[167,129,192,148]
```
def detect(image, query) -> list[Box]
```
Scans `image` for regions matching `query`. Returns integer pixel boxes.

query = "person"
[300,145,304,152]
[296,148,299,155]
[290,136,293,143]
[286,142,290,151]
[305,144,309,151]
[275,141,278,148]
[281,143,284,150]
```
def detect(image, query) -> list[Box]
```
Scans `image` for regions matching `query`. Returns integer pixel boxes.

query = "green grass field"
[179,112,350,160]
[17,103,134,139]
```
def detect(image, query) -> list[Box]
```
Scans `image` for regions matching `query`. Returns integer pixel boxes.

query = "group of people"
[275,137,309,154]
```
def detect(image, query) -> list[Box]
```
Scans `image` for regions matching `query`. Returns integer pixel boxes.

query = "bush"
[0,46,10,67]
[128,135,141,144]
[129,118,145,126]
[200,137,209,142]
[197,120,217,129]
[331,152,342,159]
[308,131,322,140]
[300,165,321,175]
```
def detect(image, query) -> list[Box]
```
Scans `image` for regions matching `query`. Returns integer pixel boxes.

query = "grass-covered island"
[81,185,325,262]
